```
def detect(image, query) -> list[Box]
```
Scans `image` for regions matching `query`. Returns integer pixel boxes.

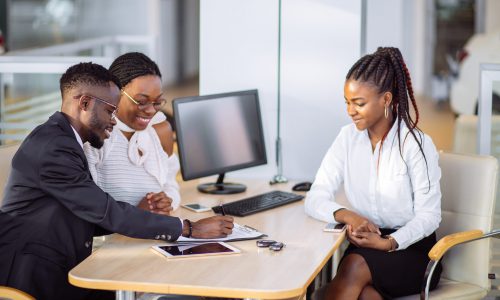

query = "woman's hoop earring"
[384,105,389,119]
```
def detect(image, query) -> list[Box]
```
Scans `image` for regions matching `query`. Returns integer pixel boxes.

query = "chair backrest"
[438,152,498,289]
[0,144,20,204]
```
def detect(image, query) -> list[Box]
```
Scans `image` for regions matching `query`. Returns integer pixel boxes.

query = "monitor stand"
[197,173,246,194]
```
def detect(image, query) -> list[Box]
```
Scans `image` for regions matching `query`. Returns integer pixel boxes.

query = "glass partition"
[0,56,112,145]
[452,63,500,228]
[453,64,500,155]
[0,31,157,146]
[478,64,500,155]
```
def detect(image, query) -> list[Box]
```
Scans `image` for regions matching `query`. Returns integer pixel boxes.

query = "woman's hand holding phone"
[346,225,392,251]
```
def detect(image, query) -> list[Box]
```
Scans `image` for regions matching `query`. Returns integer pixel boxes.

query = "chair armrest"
[421,229,486,299]
[428,229,483,261]
[0,286,35,300]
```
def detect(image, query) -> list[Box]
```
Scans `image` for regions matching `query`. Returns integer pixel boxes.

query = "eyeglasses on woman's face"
[121,89,166,111]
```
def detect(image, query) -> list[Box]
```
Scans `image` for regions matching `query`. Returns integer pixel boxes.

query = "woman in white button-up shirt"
[306,47,442,299]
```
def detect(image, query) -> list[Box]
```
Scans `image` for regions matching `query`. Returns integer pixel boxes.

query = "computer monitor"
[173,89,267,194]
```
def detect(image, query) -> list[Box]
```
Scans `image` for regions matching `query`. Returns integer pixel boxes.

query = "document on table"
[175,223,267,244]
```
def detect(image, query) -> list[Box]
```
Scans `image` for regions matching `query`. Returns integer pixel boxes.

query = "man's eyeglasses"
[73,94,118,119]
[121,89,166,111]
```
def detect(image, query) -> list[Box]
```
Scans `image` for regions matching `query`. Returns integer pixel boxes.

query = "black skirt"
[341,229,442,299]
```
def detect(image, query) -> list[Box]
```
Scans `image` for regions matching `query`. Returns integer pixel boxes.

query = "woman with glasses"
[84,52,180,215]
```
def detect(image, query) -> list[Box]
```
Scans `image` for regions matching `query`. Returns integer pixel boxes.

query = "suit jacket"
[0,112,182,300]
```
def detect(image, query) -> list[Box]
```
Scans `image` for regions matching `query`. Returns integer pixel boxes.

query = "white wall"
[158,0,178,86]
[200,0,279,179]
[200,0,361,180]
[412,0,431,96]
[365,0,428,96]
[183,0,200,79]
[365,0,406,55]
[280,1,360,179]
[486,0,500,33]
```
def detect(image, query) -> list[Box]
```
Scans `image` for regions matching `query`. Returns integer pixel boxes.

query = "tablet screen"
[153,242,240,258]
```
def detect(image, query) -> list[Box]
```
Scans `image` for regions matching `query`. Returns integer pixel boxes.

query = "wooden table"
[69,178,345,299]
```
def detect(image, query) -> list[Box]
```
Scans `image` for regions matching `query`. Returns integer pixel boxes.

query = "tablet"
[152,242,240,259]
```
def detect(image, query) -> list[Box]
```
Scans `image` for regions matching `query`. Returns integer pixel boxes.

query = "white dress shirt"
[70,125,83,149]
[304,121,442,250]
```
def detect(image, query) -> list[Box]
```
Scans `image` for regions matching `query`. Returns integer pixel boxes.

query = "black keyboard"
[212,190,304,217]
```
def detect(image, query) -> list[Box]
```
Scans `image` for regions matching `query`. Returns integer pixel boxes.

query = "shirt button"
[155,235,160,240]
[167,235,172,240]
[85,241,91,248]
[160,234,166,239]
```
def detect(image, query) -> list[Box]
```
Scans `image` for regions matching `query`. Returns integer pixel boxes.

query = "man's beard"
[88,114,105,149]
[88,131,104,149]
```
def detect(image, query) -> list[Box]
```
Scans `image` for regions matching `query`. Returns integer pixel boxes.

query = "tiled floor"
[415,96,456,152]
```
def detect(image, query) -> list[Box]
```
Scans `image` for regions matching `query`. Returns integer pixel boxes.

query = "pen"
[220,204,226,216]
[243,225,258,232]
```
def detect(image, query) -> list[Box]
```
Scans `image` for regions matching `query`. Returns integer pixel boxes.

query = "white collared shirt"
[70,125,83,149]
[304,122,442,250]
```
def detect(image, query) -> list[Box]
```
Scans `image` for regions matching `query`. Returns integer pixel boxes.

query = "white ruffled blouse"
[84,112,181,209]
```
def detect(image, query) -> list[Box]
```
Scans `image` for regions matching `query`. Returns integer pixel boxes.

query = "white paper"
[176,223,266,243]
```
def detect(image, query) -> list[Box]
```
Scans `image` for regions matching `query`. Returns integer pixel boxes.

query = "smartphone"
[151,242,240,259]
[323,223,346,233]
[182,203,212,213]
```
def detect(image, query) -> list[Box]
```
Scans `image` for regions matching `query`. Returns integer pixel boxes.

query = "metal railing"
[5,35,158,61]
[0,35,157,144]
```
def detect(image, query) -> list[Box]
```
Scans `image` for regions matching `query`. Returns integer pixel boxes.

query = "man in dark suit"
[0,62,233,300]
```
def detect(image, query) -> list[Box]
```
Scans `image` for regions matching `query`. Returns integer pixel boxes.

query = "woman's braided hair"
[109,52,161,88]
[346,47,429,188]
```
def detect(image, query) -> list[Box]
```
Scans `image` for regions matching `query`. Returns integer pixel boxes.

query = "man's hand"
[346,225,391,251]
[189,216,234,239]
[137,192,173,215]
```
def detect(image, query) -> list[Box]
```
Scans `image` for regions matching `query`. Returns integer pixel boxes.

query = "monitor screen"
[173,89,267,194]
